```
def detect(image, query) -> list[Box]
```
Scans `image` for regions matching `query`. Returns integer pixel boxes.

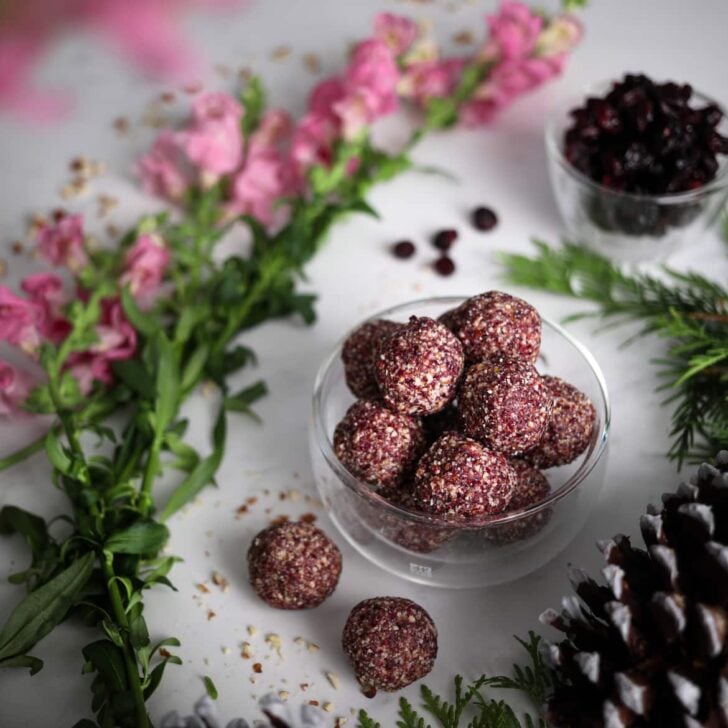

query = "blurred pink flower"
[0,361,34,416]
[67,297,137,393]
[120,234,171,309]
[536,14,583,57]
[374,13,419,56]
[0,0,240,122]
[490,55,565,97]
[459,97,504,127]
[398,58,465,104]
[137,131,191,201]
[484,1,543,60]
[20,273,71,344]
[309,78,347,121]
[36,213,88,272]
[291,113,339,171]
[0,287,42,353]
[251,109,293,148]
[344,39,399,117]
[177,92,244,181]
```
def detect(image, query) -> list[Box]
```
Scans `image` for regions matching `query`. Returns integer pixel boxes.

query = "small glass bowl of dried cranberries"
[546,74,728,262]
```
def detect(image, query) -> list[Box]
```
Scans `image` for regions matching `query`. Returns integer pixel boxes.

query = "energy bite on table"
[341,319,401,399]
[412,432,515,517]
[247,521,342,609]
[374,316,464,416]
[458,356,552,456]
[342,596,438,696]
[439,291,541,364]
[523,375,596,468]
[333,399,426,490]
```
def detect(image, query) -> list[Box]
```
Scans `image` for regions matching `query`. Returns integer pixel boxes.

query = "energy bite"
[485,460,552,545]
[342,597,438,696]
[413,432,515,517]
[374,316,464,416]
[247,521,342,609]
[439,291,541,364]
[381,487,454,553]
[458,356,552,456]
[342,319,401,399]
[523,375,596,468]
[333,399,426,490]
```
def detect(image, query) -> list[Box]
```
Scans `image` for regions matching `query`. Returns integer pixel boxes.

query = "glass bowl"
[309,297,610,589]
[545,84,728,263]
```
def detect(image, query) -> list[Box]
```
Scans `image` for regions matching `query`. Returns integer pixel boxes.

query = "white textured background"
[1,1,727,726]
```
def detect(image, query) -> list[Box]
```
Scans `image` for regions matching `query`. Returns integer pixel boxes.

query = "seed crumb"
[323,702,335,713]
[293,637,305,647]
[300,683,309,691]
[271,45,291,62]
[335,719,348,728]
[252,662,263,674]
[308,700,320,707]
[247,625,258,637]
[265,633,283,657]
[299,512,317,524]
[207,609,216,621]
[241,642,253,659]
[212,570,230,592]
[278,690,289,701]
[307,642,320,653]
[325,672,340,690]
[196,583,210,594]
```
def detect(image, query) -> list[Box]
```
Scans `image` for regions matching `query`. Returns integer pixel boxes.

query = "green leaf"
[0,506,49,557]
[112,359,154,400]
[44,429,72,475]
[240,76,266,139]
[203,674,218,700]
[128,610,150,650]
[104,521,169,555]
[154,332,180,437]
[0,653,43,675]
[224,380,267,418]
[121,287,157,337]
[397,697,430,728]
[144,654,180,700]
[0,551,94,661]
[181,344,209,393]
[160,408,226,521]
[357,711,382,728]
[82,640,127,693]
[346,198,380,219]
[71,720,99,728]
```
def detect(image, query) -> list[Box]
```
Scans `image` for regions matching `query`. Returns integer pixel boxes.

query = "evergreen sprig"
[358,632,551,728]
[499,240,728,465]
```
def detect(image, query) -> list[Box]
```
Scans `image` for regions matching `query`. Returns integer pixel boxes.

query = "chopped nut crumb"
[10,241,24,255]
[289,489,301,502]
[241,642,253,659]
[293,637,306,647]
[97,194,118,218]
[113,116,130,135]
[235,504,249,517]
[222,646,231,655]
[212,571,230,592]
[247,625,258,637]
[160,91,176,104]
[323,703,335,713]
[215,63,232,78]
[265,633,283,657]
[183,82,202,95]
[270,514,289,527]
[308,700,320,707]
[238,66,253,83]
[299,512,317,524]
[300,683,309,691]
[207,609,216,621]
[453,29,475,45]
[325,672,340,690]
[253,662,263,673]
[105,223,119,238]
[278,690,289,701]
[302,52,321,74]
[335,718,348,728]
[307,641,320,653]
[271,46,291,62]
[196,583,210,594]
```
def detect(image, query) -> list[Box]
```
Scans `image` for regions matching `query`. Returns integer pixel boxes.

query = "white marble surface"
[1,1,727,726]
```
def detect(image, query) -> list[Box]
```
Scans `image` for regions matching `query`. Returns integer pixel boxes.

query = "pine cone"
[543,452,728,728]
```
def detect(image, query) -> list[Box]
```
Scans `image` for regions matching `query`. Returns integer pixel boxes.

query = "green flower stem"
[0,432,47,473]
[139,439,162,517]
[101,554,150,728]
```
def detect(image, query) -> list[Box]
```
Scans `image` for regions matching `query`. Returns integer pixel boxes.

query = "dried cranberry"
[432,229,458,251]
[471,206,498,231]
[392,240,416,259]
[434,257,455,276]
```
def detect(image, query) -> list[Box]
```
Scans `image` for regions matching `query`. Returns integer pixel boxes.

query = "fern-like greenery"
[358,633,550,728]
[499,240,728,465]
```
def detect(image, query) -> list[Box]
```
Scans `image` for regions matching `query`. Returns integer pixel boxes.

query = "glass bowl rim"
[545,80,728,205]
[311,296,611,529]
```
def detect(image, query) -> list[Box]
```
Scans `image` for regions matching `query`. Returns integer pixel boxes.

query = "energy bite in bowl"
[458,356,552,456]
[413,432,515,517]
[342,596,438,696]
[374,316,464,416]
[333,399,426,490]
[439,291,541,364]
[247,521,342,609]
[342,319,401,399]
[523,375,596,468]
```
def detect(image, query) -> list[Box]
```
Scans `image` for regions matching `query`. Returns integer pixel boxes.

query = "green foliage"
[203,675,218,700]
[359,633,551,728]
[562,0,588,10]
[500,240,728,465]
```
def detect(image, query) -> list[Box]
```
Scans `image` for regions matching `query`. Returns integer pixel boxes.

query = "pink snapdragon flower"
[484,1,544,60]
[67,298,137,393]
[20,273,71,344]
[0,361,34,416]
[398,58,465,105]
[137,130,191,202]
[36,213,87,272]
[374,13,419,56]
[344,39,399,117]
[0,287,42,354]
[120,234,171,309]
[177,92,244,182]
[309,78,347,122]
[291,113,339,170]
